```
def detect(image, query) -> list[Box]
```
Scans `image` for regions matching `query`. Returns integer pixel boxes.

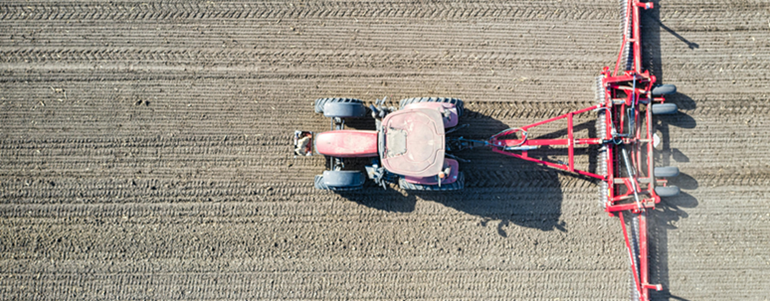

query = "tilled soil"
[1,0,769,300]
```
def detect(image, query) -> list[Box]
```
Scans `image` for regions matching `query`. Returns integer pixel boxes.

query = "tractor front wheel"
[314,98,366,118]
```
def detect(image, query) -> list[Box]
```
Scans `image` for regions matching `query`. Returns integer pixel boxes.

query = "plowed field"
[2,0,769,300]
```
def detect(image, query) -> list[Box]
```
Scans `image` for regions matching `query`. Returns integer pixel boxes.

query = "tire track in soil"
[0,2,619,22]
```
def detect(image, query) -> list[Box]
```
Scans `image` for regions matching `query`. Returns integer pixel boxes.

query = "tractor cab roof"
[380,108,445,177]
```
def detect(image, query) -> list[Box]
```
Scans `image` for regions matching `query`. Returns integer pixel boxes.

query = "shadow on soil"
[643,3,700,300]
[648,107,698,301]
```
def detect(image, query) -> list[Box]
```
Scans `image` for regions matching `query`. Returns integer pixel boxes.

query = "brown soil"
[1,0,769,300]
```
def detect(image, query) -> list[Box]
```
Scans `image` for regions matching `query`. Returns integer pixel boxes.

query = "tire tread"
[399,97,464,117]
[314,98,364,114]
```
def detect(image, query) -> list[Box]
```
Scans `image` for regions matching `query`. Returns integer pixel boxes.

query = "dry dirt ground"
[1,0,769,300]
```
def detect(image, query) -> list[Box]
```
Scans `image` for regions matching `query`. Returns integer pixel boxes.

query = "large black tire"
[655,185,680,197]
[323,102,366,118]
[398,172,465,191]
[651,103,678,115]
[399,97,464,118]
[314,98,365,117]
[314,170,365,191]
[653,166,680,178]
[651,84,677,96]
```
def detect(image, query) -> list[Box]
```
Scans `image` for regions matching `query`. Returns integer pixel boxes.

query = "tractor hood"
[380,108,445,177]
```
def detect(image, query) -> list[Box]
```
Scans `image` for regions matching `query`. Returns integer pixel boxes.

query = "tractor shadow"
[643,3,700,300]
[425,108,577,235]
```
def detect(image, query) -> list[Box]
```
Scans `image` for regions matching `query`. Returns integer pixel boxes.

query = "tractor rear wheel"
[314,170,365,191]
[653,166,680,178]
[399,97,464,117]
[651,84,677,96]
[398,172,465,191]
[314,98,366,118]
[651,103,678,115]
[655,185,680,197]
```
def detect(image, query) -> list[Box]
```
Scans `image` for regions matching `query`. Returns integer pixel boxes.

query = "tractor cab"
[379,108,446,178]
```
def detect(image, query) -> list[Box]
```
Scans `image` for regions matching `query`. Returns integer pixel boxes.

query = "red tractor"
[296,97,465,191]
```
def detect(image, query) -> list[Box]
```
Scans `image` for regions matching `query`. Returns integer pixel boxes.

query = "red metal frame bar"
[618,213,643,296]
[489,105,605,179]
